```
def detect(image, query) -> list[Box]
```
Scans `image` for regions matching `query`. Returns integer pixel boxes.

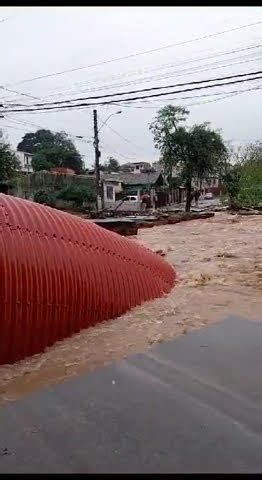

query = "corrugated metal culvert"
[0,194,176,365]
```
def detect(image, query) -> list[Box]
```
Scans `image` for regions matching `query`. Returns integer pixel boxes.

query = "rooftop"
[101,171,163,185]
[121,161,151,167]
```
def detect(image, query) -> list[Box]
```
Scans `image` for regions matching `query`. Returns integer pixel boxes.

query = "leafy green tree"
[149,105,227,211]
[223,165,242,208]
[238,142,262,206]
[0,142,20,182]
[223,141,262,208]
[17,129,83,173]
[100,156,120,173]
[31,151,53,172]
[17,129,53,153]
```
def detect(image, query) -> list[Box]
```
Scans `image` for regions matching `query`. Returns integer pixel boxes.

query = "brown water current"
[0,213,261,404]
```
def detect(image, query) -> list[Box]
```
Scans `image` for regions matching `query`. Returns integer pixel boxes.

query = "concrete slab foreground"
[0,316,262,473]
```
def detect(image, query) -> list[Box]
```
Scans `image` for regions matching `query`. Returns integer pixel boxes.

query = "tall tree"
[0,143,20,182]
[150,105,227,211]
[100,156,120,173]
[224,141,262,208]
[238,141,262,207]
[17,129,83,173]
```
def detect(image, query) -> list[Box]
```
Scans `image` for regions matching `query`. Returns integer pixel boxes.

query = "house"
[16,151,33,173]
[120,161,152,174]
[102,171,167,210]
[193,176,224,196]
[50,167,75,175]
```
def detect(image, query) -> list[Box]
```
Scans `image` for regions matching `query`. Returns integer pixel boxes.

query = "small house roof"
[102,171,163,186]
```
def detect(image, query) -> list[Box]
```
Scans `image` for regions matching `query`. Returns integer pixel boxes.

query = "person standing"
[194,189,201,207]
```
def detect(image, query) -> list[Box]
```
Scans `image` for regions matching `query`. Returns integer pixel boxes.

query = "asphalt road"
[1,316,262,473]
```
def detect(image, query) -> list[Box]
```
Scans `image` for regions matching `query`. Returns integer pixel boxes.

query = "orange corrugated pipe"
[0,194,176,365]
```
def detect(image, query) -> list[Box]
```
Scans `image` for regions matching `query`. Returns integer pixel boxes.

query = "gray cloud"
[0,6,261,167]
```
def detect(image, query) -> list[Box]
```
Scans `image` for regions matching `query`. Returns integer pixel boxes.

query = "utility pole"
[93,109,102,210]
[93,109,122,210]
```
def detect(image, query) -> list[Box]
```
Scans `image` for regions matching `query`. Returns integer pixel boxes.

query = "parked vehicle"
[204,192,213,199]
[124,195,138,202]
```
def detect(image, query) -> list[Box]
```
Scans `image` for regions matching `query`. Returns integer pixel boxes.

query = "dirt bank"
[0,213,261,404]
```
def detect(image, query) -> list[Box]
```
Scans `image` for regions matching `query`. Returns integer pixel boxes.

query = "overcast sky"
[0,6,261,167]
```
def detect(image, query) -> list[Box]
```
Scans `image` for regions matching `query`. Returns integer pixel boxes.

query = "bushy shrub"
[57,184,96,207]
[34,189,55,206]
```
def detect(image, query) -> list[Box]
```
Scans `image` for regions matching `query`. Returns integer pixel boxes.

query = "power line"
[102,122,150,155]
[96,111,146,158]
[97,74,262,107]
[5,20,262,88]
[118,84,262,109]
[56,51,262,99]
[5,49,260,107]
[113,89,245,108]
[36,42,262,101]
[2,42,261,108]
[100,141,135,162]
[0,123,28,132]
[2,70,262,113]
[104,123,146,151]
[11,52,262,108]
[87,53,262,93]
[118,81,262,107]
[5,69,262,109]
[1,115,92,144]
[1,53,260,116]
[187,84,262,107]
[0,86,39,101]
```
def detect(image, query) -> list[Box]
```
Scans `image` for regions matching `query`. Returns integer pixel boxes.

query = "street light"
[98,110,122,133]
[93,110,122,211]
[74,135,91,143]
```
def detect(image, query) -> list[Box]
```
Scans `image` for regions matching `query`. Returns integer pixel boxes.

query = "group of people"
[140,188,202,210]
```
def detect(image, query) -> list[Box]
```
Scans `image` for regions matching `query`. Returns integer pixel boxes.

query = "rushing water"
[0,213,261,404]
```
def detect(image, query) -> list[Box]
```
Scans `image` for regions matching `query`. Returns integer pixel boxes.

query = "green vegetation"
[33,189,55,207]
[223,141,262,208]
[11,170,96,211]
[0,142,20,182]
[57,184,96,207]
[17,129,84,173]
[100,156,120,173]
[149,105,227,211]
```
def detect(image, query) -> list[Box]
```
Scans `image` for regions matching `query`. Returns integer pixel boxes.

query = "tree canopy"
[149,105,227,211]
[17,129,83,173]
[100,156,120,173]
[223,141,262,208]
[0,142,20,183]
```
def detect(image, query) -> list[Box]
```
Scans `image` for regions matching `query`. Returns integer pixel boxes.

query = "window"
[24,155,31,166]
[135,165,140,170]
[106,185,114,200]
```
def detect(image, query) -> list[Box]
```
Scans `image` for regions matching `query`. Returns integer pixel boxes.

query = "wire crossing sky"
[0,6,261,167]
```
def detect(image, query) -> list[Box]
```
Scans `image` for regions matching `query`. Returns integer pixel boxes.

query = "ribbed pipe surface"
[0,194,176,365]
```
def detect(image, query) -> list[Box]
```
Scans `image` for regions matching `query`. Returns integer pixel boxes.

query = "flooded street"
[0,213,261,404]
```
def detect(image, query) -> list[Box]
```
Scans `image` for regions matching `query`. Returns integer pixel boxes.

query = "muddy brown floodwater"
[0,213,261,404]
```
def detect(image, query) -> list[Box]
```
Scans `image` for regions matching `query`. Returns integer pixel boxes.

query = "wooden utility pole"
[93,109,103,210]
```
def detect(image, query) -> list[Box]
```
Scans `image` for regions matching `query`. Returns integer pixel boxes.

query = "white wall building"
[16,151,33,173]
[121,161,152,174]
